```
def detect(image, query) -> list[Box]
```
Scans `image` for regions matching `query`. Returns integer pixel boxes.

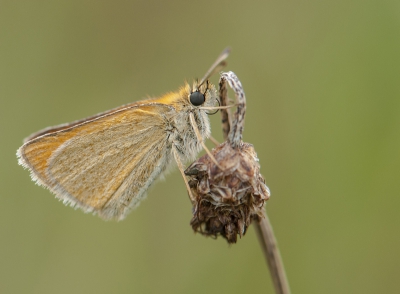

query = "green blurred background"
[1,1,399,293]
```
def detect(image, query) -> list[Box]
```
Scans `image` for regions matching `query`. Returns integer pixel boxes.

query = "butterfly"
[17,48,231,220]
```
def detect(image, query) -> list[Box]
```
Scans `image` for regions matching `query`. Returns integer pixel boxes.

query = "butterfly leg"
[172,146,196,203]
[189,112,222,170]
[208,135,219,146]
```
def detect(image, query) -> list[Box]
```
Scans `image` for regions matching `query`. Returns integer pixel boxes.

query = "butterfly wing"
[17,103,176,220]
[22,100,152,142]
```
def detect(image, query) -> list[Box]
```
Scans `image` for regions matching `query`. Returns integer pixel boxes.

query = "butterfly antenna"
[198,47,231,87]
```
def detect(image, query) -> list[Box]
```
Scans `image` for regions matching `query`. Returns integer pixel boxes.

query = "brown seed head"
[185,141,270,243]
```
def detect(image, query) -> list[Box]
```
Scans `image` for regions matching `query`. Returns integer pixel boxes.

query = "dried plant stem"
[254,215,291,294]
[218,71,290,293]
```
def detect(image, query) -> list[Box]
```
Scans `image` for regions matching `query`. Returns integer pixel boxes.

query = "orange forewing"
[18,103,177,219]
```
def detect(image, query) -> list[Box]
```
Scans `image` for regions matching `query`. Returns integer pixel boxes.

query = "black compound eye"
[189,91,205,106]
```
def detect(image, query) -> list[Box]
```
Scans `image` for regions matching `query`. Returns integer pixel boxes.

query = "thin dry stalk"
[254,214,291,294]
[221,71,290,293]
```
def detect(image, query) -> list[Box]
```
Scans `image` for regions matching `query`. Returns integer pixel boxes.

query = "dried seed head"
[185,141,270,243]
[184,70,270,243]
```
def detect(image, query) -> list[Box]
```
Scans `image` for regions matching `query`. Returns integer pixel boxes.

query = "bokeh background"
[1,1,399,293]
